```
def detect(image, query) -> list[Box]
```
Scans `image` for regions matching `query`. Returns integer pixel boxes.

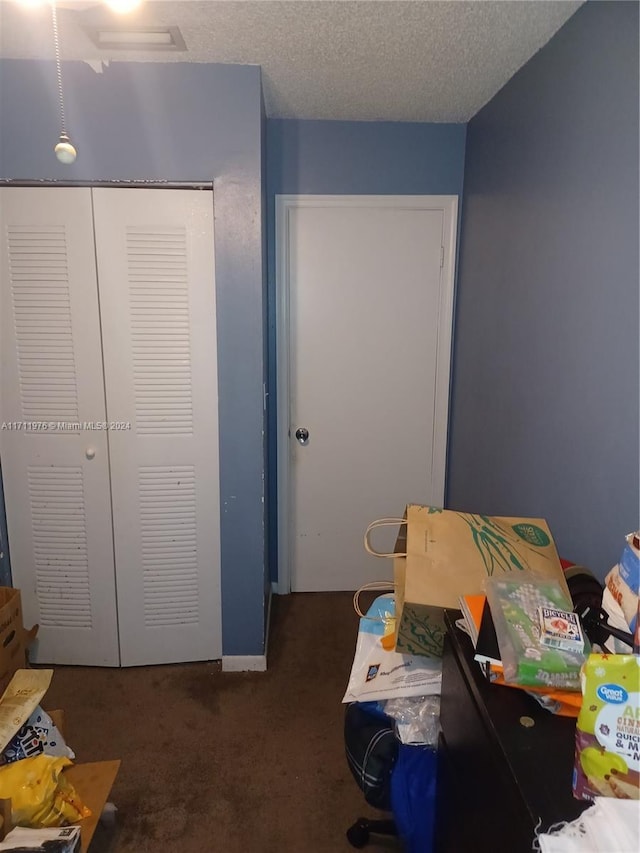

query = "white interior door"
[0,187,119,665]
[277,195,457,592]
[92,188,221,666]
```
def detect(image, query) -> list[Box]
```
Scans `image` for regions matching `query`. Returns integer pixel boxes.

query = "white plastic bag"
[0,825,81,852]
[342,594,441,703]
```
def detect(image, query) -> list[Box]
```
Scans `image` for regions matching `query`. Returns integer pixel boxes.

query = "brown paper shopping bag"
[365,505,569,658]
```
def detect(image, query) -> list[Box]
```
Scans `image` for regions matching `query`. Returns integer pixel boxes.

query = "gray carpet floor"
[42,592,402,852]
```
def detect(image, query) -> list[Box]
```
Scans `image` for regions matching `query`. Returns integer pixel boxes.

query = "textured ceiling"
[0,0,584,121]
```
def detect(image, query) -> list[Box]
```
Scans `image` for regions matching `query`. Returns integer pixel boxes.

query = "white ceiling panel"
[0,0,584,121]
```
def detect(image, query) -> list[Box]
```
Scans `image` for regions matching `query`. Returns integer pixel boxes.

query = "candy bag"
[573,653,640,800]
[1,707,74,766]
[0,754,91,827]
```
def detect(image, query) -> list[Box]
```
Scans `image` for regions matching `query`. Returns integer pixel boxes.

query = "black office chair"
[346,816,397,848]
[344,702,399,848]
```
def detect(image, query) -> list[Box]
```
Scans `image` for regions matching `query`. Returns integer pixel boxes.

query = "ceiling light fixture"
[16,1,144,162]
[51,0,77,164]
[14,0,143,10]
[104,0,142,13]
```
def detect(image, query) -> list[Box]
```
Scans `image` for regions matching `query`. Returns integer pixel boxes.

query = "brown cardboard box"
[66,760,121,852]
[0,590,25,697]
[50,711,121,853]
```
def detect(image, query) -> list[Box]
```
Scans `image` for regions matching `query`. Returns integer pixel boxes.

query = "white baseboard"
[222,655,267,672]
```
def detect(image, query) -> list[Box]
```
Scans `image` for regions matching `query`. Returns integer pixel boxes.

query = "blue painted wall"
[447,1,639,579]
[266,119,467,581]
[0,469,10,588]
[0,59,267,655]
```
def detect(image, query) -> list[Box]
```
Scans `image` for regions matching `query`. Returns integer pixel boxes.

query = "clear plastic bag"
[380,695,441,745]
[485,572,588,689]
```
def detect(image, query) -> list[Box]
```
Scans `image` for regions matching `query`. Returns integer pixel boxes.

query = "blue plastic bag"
[390,743,438,853]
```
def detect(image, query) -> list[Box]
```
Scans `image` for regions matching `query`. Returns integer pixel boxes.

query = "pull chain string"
[51,0,66,136]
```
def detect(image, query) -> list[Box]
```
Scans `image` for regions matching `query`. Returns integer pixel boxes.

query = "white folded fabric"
[537,799,640,853]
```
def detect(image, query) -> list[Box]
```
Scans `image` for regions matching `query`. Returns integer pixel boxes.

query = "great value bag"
[365,506,569,658]
[573,653,640,800]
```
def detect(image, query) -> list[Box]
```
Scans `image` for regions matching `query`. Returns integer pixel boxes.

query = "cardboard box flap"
[64,761,121,853]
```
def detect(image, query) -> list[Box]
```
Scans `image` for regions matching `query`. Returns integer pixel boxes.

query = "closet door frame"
[0,180,221,667]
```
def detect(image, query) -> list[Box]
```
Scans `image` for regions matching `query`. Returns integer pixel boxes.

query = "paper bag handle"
[364,518,407,558]
[353,581,396,619]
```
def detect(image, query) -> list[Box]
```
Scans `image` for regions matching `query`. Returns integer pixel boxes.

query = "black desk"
[436,610,589,852]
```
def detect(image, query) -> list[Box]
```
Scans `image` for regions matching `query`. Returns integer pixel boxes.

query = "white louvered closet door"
[92,188,221,666]
[0,187,120,665]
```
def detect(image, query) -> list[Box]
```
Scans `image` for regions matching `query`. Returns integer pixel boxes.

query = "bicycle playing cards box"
[537,606,584,652]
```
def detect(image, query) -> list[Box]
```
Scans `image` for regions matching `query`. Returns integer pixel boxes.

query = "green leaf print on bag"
[396,605,445,657]
[458,514,531,576]
[511,523,551,547]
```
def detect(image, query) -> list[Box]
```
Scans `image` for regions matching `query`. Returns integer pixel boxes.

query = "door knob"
[85,447,96,460]
[295,427,309,446]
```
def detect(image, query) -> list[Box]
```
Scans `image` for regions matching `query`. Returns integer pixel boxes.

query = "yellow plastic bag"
[0,754,91,827]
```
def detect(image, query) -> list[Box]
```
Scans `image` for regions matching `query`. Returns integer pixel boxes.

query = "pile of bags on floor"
[342,506,640,853]
[343,592,440,853]
[0,670,85,853]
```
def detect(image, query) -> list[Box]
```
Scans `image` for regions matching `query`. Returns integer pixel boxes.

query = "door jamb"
[275,194,458,595]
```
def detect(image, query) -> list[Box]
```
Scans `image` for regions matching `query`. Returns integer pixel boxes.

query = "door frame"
[275,194,458,594]
[0,182,222,666]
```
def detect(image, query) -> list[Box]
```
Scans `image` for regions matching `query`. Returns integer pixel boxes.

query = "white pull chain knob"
[85,447,96,460]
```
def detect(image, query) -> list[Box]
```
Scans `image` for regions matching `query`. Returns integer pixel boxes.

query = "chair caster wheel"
[346,819,370,848]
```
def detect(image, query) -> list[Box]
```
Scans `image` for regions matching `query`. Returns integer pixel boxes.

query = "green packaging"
[485,572,589,689]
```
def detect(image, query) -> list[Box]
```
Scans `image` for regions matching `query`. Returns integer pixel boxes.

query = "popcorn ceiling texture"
[0,0,583,121]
